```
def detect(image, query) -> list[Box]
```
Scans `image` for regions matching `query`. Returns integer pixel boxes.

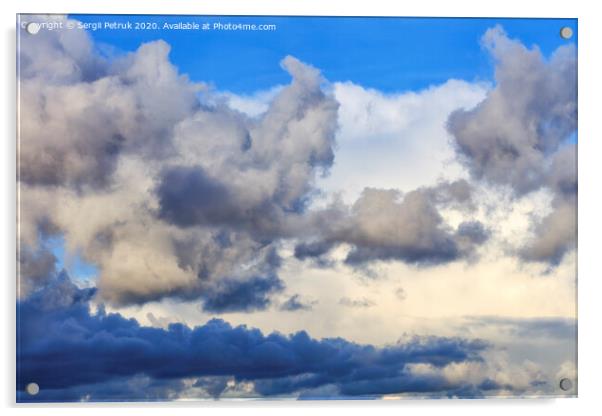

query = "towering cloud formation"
[447,26,577,265]
[19,17,491,308]
[16,18,576,402]
[156,54,338,236]
[18,16,340,309]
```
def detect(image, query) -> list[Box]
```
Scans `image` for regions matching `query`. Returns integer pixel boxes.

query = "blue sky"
[44,236,98,281]
[18,14,577,401]
[72,15,577,93]
[55,15,577,280]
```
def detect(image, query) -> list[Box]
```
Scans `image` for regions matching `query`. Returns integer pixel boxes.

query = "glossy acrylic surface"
[17,14,577,402]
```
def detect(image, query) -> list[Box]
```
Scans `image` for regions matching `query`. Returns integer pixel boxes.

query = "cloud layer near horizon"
[18,272,491,401]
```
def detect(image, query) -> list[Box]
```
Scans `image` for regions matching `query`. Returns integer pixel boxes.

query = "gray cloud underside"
[18,16,492,309]
[294,180,489,267]
[17,272,493,401]
[447,25,577,266]
[16,19,576,401]
[280,294,316,311]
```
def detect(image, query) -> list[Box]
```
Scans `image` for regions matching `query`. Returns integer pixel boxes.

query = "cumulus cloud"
[295,180,488,267]
[448,25,576,195]
[158,55,339,233]
[519,144,577,266]
[447,26,577,265]
[17,273,490,401]
[19,16,493,310]
[19,17,200,189]
[518,196,577,266]
[18,244,57,296]
[18,16,339,309]
[19,15,105,84]
[322,79,487,202]
[16,20,577,401]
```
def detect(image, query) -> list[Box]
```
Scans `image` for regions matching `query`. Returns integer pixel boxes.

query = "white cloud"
[219,85,283,117]
[222,78,488,204]
[317,79,488,203]
[19,20,576,398]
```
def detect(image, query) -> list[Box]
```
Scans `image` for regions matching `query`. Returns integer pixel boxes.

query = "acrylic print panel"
[16,14,577,402]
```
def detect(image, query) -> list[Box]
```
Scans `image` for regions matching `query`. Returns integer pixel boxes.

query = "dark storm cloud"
[294,240,336,260]
[17,376,186,403]
[293,240,338,268]
[193,376,231,399]
[17,274,489,401]
[156,164,295,240]
[253,368,455,397]
[201,274,284,313]
[157,165,236,228]
[158,235,286,313]
[447,26,577,266]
